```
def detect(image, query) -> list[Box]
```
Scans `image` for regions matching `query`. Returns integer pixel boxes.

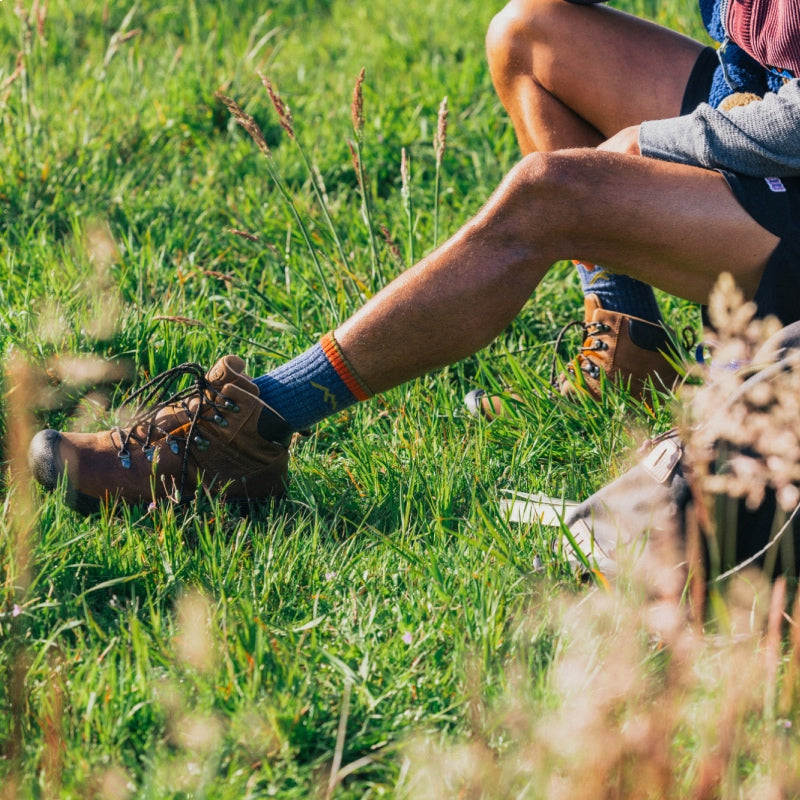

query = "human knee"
[485,0,558,87]
[486,152,589,244]
[506,151,587,205]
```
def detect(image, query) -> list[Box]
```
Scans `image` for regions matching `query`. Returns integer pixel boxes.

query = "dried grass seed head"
[216,91,271,158]
[174,591,217,673]
[347,138,360,176]
[400,147,410,202]
[258,71,294,139]
[684,273,800,514]
[351,67,365,139]
[434,95,448,163]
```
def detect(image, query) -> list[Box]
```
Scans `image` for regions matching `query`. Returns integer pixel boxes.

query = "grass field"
[3,0,800,797]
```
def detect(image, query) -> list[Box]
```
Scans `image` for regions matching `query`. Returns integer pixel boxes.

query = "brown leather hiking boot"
[555,294,680,400]
[28,356,291,514]
[465,294,681,419]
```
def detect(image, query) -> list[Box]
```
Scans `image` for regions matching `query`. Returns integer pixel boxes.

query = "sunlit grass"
[6,1,799,798]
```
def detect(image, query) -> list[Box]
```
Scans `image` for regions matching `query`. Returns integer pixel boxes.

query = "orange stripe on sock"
[320,332,373,401]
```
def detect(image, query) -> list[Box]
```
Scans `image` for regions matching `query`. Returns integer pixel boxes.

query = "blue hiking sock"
[575,262,662,324]
[252,332,372,431]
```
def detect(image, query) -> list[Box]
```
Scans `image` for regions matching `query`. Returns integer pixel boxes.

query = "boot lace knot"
[111,362,237,499]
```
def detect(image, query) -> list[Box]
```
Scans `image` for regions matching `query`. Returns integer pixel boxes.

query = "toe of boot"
[28,429,65,491]
[28,429,100,515]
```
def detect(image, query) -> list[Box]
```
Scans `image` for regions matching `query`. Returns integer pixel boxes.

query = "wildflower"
[402,631,413,645]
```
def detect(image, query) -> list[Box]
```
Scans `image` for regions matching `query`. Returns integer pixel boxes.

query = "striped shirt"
[726,0,800,78]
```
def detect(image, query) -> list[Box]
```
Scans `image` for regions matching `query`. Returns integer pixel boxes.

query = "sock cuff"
[320,332,374,401]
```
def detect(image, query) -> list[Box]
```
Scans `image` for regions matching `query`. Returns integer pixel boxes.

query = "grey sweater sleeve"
[638,79,800,176]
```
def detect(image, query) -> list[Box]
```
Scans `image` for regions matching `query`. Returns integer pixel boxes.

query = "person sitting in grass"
[28,0,800,513]
[476,0,800,407]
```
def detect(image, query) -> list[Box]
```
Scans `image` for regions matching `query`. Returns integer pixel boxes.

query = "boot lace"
[112,362,239,499]
[550,319,611,387]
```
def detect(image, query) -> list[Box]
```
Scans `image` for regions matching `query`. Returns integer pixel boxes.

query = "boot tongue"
[207,356,255,394]
[583,293,603,318]
[207,357,293,444]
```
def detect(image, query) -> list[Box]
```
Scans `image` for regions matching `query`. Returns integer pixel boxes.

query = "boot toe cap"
[29,429,101,514]
[28,429,65,491]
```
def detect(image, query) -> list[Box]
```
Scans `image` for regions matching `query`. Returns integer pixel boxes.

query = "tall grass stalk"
[400,146,414,266]
[10,1,46,166]
[433,96,448,248]
[258,71,366,306]
[349,68,381,287]
[2,353,40,799]
[216,91,340,319]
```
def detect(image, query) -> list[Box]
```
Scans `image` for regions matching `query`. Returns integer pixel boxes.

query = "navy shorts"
[684,47,800,325]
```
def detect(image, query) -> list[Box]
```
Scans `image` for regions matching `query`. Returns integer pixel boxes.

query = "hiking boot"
[464,294,681,419]
[28,355,292,514]
[555,294,680,400]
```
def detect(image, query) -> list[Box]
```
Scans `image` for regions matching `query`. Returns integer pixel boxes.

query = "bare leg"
[482,0,710,395]
[485,0,705,153]
[28,150,780,515]
[336,150,779,392]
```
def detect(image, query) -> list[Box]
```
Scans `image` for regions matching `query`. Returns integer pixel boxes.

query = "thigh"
[515,0,706,136]
[545,152,781,304]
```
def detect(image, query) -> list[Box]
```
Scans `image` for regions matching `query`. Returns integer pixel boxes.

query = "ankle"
[574,262,662,324]
[253,332,373,432]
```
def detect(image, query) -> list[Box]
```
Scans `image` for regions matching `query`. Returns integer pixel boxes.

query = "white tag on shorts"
[765,177,787,192]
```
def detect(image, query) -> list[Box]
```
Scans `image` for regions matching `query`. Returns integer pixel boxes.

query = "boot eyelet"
[213,414,229,428]
[193,436,210,451]
[143,445,155,462]
[168,439,180,455]
[224,401,240,413]
[118,449,131,469]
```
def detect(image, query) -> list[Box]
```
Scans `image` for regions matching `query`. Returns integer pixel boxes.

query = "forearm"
[639,80,800,176]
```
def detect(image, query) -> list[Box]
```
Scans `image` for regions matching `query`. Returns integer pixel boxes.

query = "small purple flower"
[12,604,21,617]
[324,571,337,581]
[401,631,413,645]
